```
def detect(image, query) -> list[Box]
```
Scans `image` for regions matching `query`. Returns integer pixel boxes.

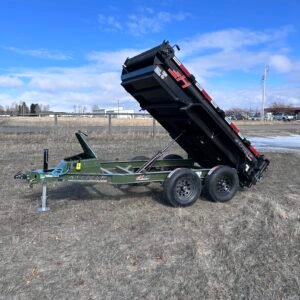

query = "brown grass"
[2,115,299,128]
[2,116,155,127]
[0,123,299,299]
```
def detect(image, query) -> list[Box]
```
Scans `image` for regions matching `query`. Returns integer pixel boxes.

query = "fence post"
[54,114,58,126]
[108,114,112,134]
[152,118,156,137]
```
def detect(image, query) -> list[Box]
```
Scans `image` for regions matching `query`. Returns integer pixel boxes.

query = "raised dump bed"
[121,41,269,188]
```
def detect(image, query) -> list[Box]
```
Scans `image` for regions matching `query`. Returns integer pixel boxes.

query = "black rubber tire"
[163,154,184,160]
[163,168,201,207]
[204,166,239,202]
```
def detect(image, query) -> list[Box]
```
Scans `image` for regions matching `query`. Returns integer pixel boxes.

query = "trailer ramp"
[121,41,269,187]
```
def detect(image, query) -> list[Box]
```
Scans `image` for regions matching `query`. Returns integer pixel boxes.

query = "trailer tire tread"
[164,168,201,207]
[205,165,239,202]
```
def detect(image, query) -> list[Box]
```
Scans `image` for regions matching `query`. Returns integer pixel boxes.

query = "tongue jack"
[43,149,49,172]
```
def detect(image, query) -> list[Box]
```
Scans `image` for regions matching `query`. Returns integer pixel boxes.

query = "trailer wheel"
[205,166,239,202]
[164,168,201,207]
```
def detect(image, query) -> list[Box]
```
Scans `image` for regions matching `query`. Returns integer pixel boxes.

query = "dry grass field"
[0,120,299,299]
[2,115,299,129]
[0,115,155,128]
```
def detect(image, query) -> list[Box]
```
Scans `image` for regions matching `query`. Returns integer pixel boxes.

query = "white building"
[93,107,135,118]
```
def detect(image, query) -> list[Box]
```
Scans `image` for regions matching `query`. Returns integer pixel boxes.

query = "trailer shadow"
[24,182,169,207]
[24,181,216,208]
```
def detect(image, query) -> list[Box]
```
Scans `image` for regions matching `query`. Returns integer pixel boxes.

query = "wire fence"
[0,113,167,136]
[0,113,182,173]
[2,112,299,164]
[1,112,299,137]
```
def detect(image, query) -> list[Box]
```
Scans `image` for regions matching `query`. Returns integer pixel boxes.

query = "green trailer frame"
[15,131,212,211]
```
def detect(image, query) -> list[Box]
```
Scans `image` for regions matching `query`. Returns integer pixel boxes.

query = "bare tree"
[40,104,50,112]
[268,102,293,113]
[91,104,99,112]
[18,101,29,116]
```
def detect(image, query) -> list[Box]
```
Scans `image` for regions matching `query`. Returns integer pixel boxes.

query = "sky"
[0,0,299,112]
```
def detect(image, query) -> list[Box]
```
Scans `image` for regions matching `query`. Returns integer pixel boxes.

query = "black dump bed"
[121,41,269,187]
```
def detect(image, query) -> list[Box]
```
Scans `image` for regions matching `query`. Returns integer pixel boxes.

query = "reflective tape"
[201,89,213,102]
[173,56,181,66]
[249,145,260,157]
[230,122,239,134]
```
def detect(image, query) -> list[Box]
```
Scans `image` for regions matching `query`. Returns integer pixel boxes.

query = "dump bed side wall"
[121,42,269,186]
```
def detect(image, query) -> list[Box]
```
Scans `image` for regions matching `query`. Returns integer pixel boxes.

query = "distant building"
[92,108,106,114]
[92,107,135,118]
[265,106,300,115]
[265,106,300,120]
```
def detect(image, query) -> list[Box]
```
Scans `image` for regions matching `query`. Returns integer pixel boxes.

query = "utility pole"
[261,64,268,121]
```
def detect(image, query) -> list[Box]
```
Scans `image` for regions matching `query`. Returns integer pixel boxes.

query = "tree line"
[0,100,295,116]
[0,101,50,116]
[225,102,295,115]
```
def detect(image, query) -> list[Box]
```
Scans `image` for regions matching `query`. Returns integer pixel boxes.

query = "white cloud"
[0,93,16,107]
[1,27,299,111]
[175,27,296,80]
[98,9,189,36]
[210,86,300,110]
[0,83,134,111]
[87,48,142,70]
[179,27,291,56]
[126,11,189,36]
[29,70,120,91]
[98,14,122,31]
[183,49,275,81]
[4,46,72,60]
[18,89,130,110]
[5,66,134,111]
[269,55,293,73]
[0,76,23,87]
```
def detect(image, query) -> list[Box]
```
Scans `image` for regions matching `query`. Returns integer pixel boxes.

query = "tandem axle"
[14,131,241,211]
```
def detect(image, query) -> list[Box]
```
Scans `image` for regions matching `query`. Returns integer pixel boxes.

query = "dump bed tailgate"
[121,41,269,187]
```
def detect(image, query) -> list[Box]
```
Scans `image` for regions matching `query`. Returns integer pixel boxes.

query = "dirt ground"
[0,122,299,299]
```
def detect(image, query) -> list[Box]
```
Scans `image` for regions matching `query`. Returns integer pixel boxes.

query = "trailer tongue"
[121,41,269,188]
[15,41,269,210]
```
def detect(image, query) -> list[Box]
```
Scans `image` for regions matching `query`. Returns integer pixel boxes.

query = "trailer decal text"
[136,175,150,181]
[167,68,191,89]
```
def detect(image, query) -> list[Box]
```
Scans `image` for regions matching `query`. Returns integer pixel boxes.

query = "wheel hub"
[175,177,196,201]
[217,176,231,194]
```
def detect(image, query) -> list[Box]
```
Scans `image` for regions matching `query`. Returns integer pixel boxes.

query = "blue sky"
[0,0,299,111]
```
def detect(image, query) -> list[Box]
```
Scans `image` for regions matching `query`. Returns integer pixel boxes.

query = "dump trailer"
[121,41,269,188]
[15,41,269,211]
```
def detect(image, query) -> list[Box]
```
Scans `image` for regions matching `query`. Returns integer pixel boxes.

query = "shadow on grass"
[24,182,170,206]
